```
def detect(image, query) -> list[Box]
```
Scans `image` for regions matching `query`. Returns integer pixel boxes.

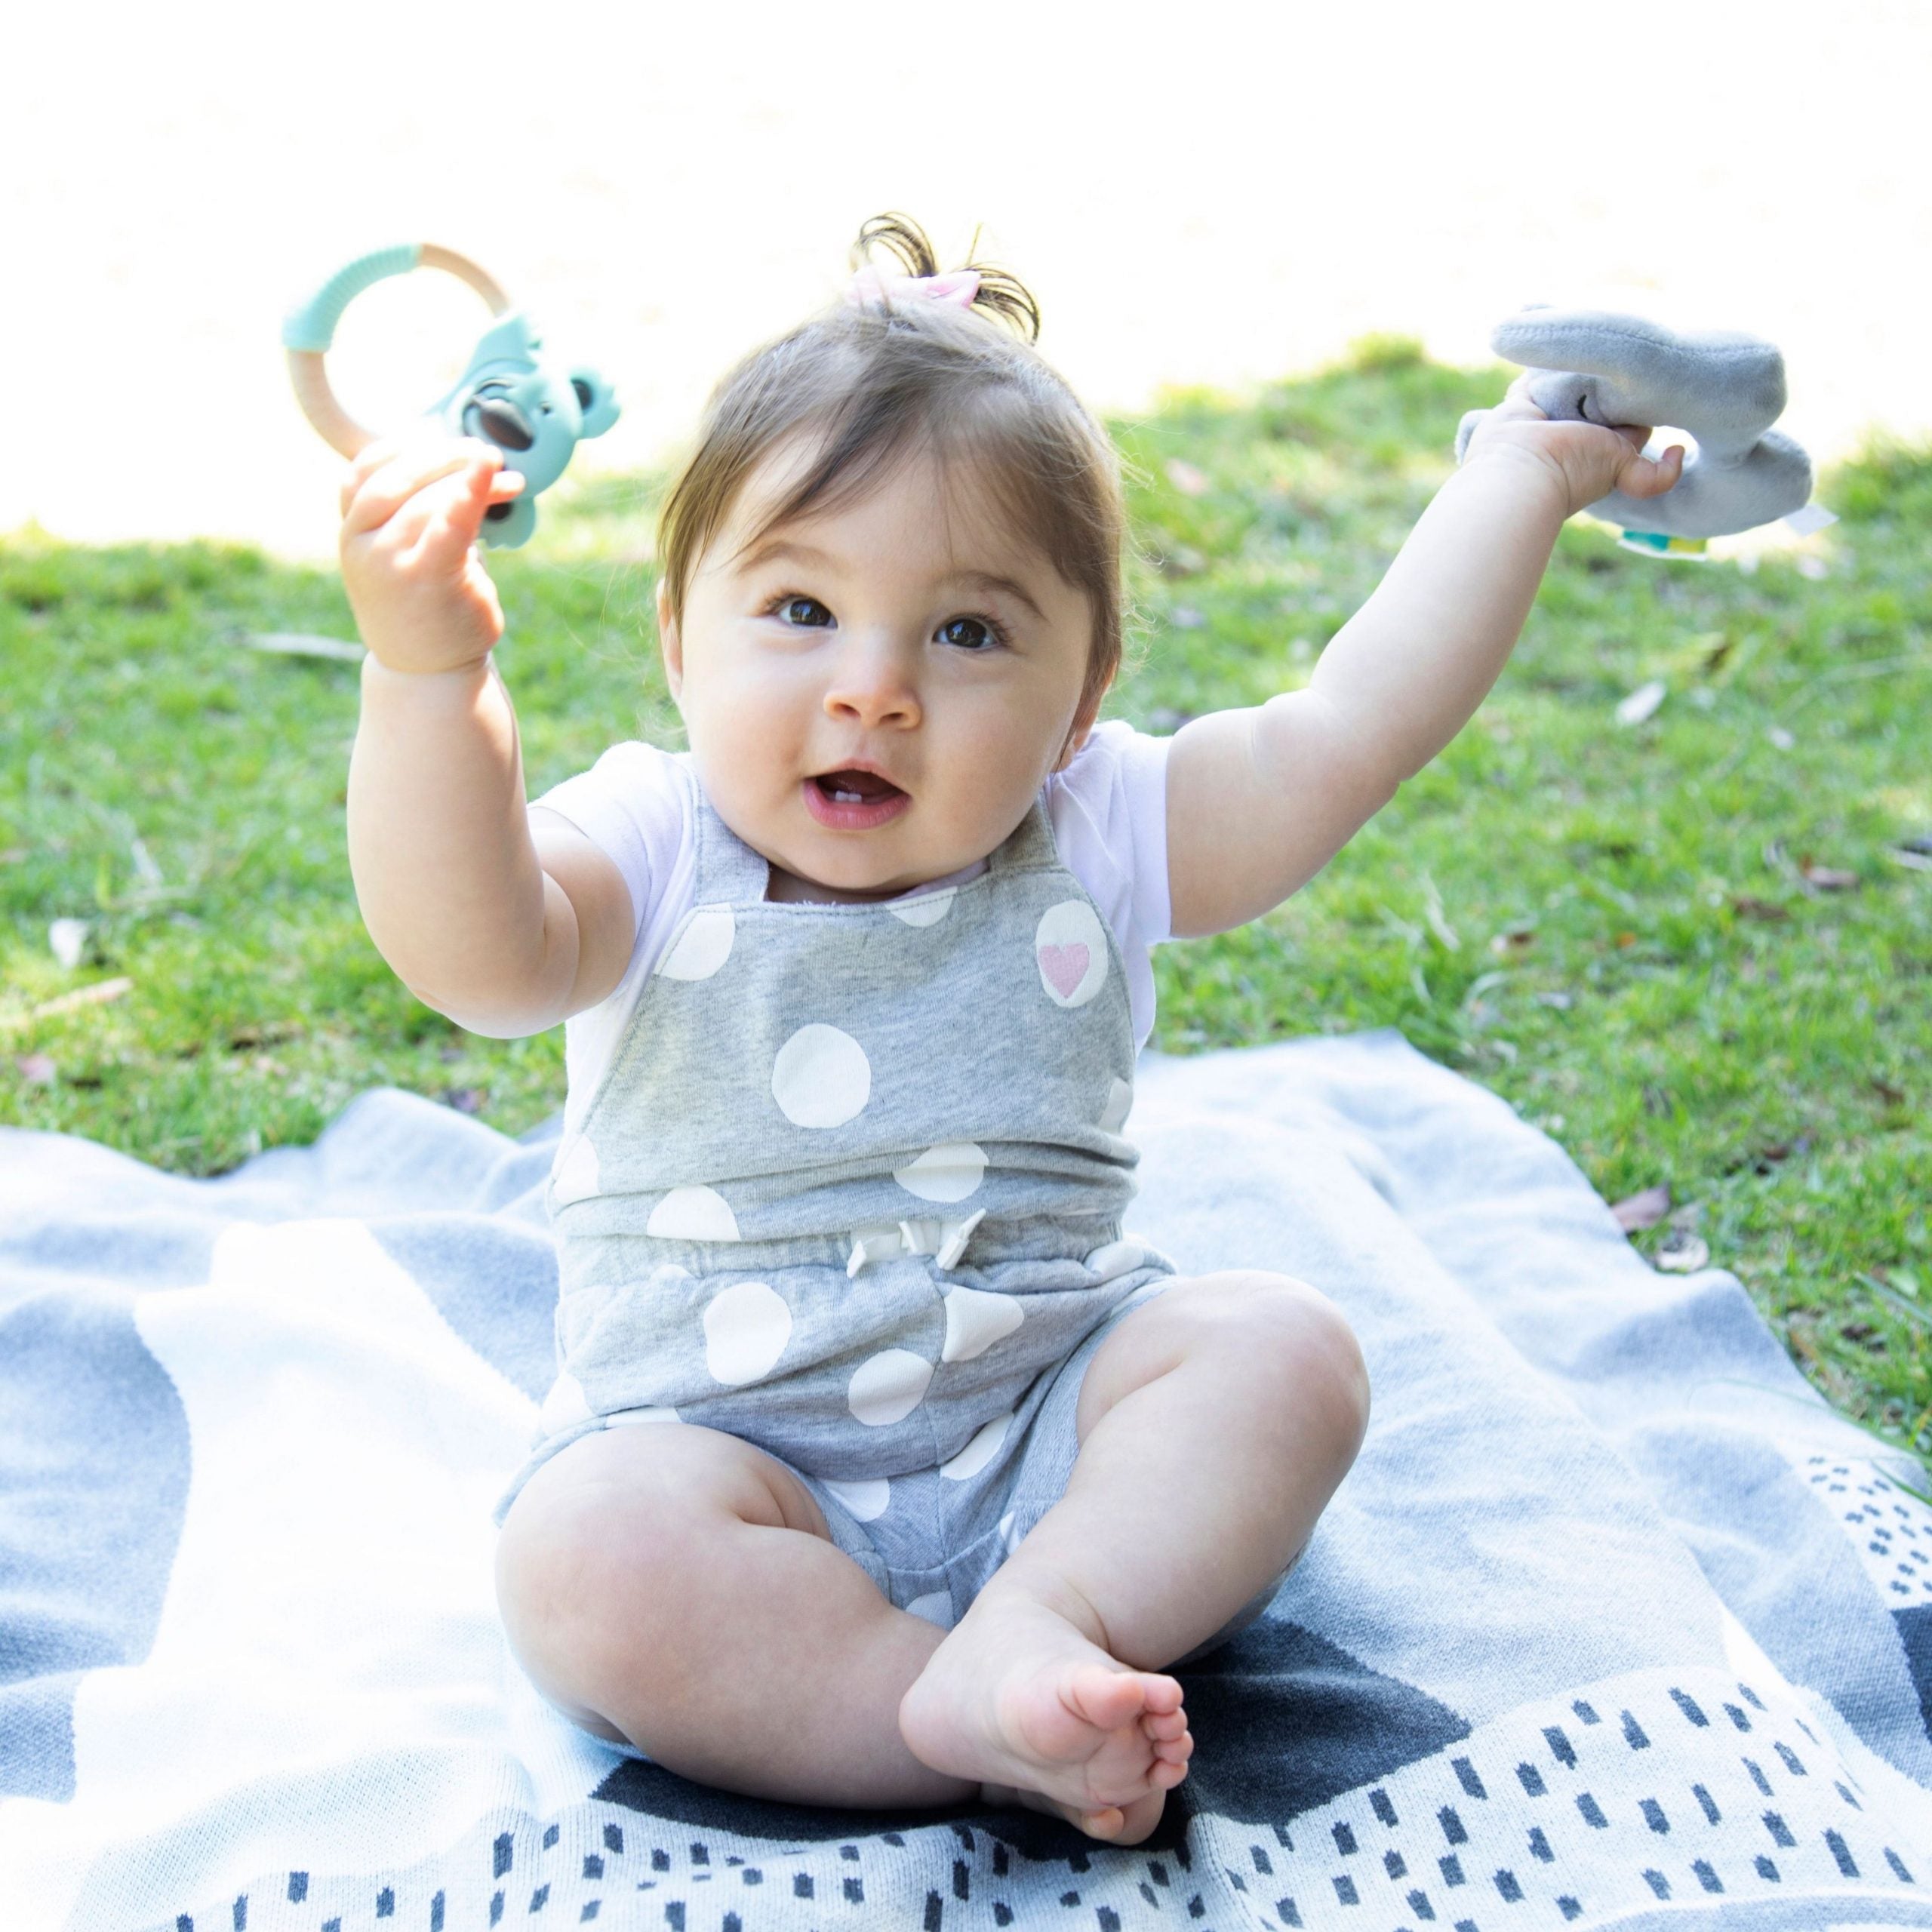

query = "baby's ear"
[655,577,683,699]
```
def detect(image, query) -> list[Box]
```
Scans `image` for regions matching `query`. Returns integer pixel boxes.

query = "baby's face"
[658,434,1099,904]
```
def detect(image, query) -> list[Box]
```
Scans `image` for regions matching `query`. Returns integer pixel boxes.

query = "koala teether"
[282,244,619,549]
[1455,309,1830,552]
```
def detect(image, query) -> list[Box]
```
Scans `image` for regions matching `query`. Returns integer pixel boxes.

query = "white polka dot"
[656,904,736,980]
[607,1406,681,1427]
[822,1477,891,1522]
[940,1411,1014,1482]
[1035,900,1108,1007]
[905,1590,955,1628]
[894,1141,988,1204]
[941,1284,1026,1363]
[538,1371,593,1431]
[1083,1238,1147,1281]
[771,1023,872,1128]
[888,888,956,928]
[550,1136,601,1208]
[848,1349,934,1426]
[648,1185,740,1241]
[998,1510,1024,1557]
[703,1281,792,1386]
[1097,1078,1133,1135]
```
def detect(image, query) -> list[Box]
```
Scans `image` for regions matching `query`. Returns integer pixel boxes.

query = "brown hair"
[654,214,1137,758]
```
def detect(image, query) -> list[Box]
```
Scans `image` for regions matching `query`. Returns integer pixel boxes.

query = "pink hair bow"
[844,264,981,311]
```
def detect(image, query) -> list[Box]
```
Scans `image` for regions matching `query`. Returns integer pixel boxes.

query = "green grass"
[4,341,1928,1465]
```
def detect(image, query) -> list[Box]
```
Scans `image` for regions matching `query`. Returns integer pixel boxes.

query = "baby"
[338,214,1681,1844]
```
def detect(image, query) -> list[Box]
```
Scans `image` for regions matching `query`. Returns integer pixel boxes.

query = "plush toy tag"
[1782,502,1838,536]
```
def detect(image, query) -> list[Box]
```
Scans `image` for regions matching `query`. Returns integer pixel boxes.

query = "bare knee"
[1155,1272,1371,1455]
[494,1426,820,1720]
[1235,1274,1371,1454]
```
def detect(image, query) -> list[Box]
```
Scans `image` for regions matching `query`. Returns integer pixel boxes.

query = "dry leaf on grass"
[1731,896,1789,921]
[1616,680,1667,726]
[1799,859,1859,891]
[14,1054,57,1085]
[1612,1183,1672,1232]
[0,977,135,1035]
[245,632,365,663]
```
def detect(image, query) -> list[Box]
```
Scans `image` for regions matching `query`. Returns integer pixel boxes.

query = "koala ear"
[569,367,620,439]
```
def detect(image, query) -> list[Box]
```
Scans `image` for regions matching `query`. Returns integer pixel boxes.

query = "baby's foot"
[898,1592,1193,1842]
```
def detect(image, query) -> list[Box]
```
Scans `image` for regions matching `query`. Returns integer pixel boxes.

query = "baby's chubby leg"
[494,1422,977,1809]
[899,1272,1371,1841]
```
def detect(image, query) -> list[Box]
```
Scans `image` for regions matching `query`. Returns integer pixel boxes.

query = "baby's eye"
[937,615,1007,652]
[771,595,833,629]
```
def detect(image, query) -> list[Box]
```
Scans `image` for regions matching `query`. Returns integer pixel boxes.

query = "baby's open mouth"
[813,769,906,804]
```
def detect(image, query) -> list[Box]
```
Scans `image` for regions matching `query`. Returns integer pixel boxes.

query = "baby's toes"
[1139,1672,1184,1715]
[1153,1730,1193,1766]
[1150,1756,1189,1789]
[1142,1707,1189,1743]
[1067,1666,1157,1735]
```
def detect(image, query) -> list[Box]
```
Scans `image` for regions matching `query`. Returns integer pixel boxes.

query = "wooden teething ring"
[285,245,512,460]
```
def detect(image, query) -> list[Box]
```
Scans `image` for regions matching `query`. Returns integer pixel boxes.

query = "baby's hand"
[1460,372,1684,519]
[337,432,528,675]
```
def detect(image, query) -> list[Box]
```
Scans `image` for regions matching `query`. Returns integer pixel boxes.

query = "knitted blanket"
[3,1030,1929,1931]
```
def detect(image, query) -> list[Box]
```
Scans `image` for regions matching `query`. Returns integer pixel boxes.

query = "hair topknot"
[851,211,1042,343]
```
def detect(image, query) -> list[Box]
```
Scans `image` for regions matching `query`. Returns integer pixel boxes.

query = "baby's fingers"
[1487,372,1551,426]
[380,458,518,568]
[341,436,504,540]
[1618,440,1687,500]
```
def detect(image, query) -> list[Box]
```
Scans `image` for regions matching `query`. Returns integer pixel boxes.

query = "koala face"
[431,312,622,544]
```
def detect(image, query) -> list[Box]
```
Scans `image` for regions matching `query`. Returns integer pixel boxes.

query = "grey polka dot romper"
[498,764,1275,1666]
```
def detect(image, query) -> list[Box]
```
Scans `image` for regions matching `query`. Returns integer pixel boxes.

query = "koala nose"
[463,389,536,453]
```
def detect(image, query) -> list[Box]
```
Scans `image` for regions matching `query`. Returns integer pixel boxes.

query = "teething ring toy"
[1454,308,1832,555]
[282,243,619,548]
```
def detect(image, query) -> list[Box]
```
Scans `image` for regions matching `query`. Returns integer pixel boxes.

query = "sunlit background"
[5,0,1927,559]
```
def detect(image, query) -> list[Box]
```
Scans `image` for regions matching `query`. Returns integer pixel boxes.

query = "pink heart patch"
[1039,941,1090,999]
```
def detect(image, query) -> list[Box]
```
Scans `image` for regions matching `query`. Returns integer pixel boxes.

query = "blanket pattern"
[3,1030,1930,1931]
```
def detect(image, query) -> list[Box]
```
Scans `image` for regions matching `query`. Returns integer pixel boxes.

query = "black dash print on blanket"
[1795,1452,1932,1746]
[1183,1661,1932,1932]
[132,1602,1932,1930]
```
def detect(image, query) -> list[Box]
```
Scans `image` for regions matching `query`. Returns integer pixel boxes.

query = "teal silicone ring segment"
[281,244,423,353]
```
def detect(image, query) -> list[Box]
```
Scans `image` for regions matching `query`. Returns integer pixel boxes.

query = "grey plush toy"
[1456,308,1832,552]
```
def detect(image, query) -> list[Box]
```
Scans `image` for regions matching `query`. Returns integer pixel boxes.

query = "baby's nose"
[823,635,921,724]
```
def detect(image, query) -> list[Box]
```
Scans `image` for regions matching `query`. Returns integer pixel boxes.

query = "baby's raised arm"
[1163,382,1684,940]
[340,435,635,1035]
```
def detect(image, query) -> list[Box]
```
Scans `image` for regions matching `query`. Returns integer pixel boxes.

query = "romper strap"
[989,798,1060,875]
[684,761,773,903]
